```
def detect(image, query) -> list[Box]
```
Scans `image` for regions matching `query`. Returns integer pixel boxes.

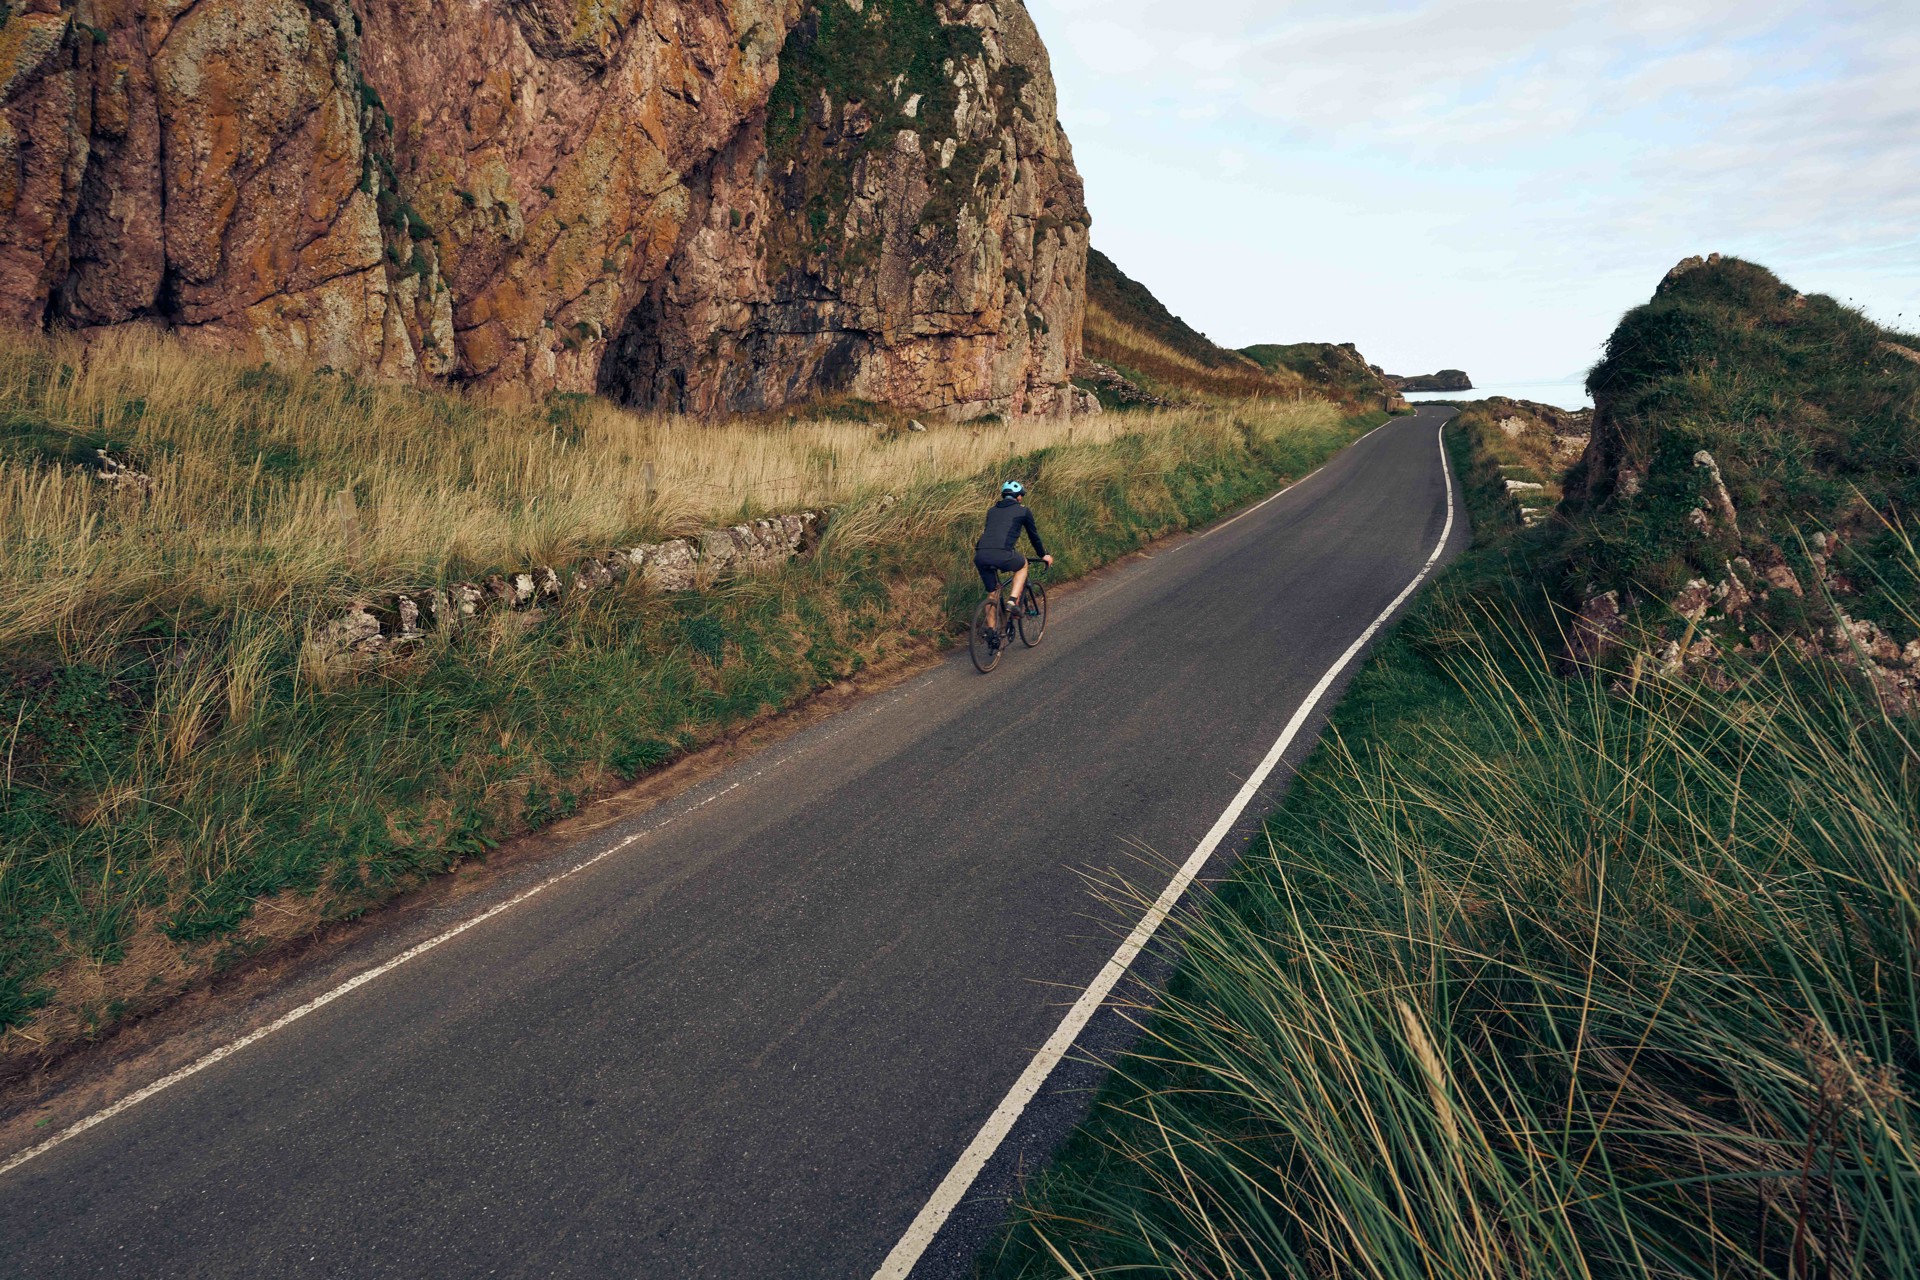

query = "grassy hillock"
[1240,340,1406,409]
[985,261,1920,1278]
[0,325,1380,1066]
[1564,255,1920,656]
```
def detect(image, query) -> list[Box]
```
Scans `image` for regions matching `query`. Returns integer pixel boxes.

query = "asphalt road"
[1,407,1463,1279]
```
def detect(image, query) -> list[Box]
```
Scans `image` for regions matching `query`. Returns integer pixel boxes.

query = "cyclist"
[974,480,1052,631]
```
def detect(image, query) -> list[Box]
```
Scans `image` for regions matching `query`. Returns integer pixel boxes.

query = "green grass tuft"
[985,478,1920,1279]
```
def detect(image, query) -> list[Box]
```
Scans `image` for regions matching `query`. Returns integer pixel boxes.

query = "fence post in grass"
[335,487,361,565]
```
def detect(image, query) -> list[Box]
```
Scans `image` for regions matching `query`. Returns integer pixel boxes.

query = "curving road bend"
[0,407,1463,1278]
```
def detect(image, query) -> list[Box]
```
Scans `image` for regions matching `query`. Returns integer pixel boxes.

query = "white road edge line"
[0,682,915,1181]
[0,820,675,1182]
[1173,408,1398,552]
[871,412,1456,1280]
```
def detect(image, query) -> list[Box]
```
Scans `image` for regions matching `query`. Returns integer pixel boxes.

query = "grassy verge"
[983,422,1920,1278]
[0,325,1382,1066]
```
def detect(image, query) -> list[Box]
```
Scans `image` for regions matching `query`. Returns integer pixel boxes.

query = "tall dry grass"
[989,552,1920,1280]
[0,321,1367,1055]
[1,325,1342,662]
[1084,302,1306,403]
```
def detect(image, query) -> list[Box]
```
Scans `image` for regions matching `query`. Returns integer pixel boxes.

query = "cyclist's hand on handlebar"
[1043,554,1054,566]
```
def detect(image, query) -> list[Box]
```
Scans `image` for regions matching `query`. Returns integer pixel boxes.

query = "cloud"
[1029,0,1920,378]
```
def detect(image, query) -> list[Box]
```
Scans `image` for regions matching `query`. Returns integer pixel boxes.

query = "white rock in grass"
[394,595,423,642]
[415,589,450,630]
[1693,450,1741,535]
[574,558,615,594]
[325,605,383,652]
[94,448,154,493]
[700,528,744,572]
[452,583,486,619]
[642,539,699,591]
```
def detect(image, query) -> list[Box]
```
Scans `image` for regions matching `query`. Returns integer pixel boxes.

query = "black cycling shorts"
[974,549,1026,593]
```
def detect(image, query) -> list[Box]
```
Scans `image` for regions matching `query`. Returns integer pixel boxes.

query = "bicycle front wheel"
[1018,580,1048,647]
[970,597,1002,672]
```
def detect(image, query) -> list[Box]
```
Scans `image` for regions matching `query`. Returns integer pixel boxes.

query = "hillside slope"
[1079,249,1282,401]
[0,0,1088,418]
[1241,341,1406,410]
[1080,250,1405,411]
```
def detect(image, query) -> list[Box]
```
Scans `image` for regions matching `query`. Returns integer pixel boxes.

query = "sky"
[1024,0,1920,385]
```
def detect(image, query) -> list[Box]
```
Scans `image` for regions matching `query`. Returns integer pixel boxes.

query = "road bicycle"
[969,563,1048,673]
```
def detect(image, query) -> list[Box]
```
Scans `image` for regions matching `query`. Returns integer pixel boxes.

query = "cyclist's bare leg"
[1006,562,1030,610]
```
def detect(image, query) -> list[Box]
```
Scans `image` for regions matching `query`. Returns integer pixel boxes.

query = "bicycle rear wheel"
[1018,579,1048,647]
[969,597,1002,672]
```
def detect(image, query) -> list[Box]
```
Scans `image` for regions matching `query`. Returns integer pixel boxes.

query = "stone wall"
[323,511,822,655]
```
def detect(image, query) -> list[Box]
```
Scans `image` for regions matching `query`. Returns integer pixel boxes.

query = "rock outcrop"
[0,0,1089,417]
[1071,357,1168,410]
[1241,342,1408,412]
[1557,256,1920,711]
[1387,369,1472,392]
[1485,397,1591,471]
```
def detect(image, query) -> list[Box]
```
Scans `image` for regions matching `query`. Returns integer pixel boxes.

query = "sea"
[1402,379,1591,410]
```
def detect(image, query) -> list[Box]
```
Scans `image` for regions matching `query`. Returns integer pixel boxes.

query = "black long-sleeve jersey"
[975,497,1047,559]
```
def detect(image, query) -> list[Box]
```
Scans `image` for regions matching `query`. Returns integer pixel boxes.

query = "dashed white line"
[871,413,1456,1279]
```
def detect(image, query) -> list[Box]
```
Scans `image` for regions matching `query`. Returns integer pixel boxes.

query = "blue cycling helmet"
[1001,479,1025,497]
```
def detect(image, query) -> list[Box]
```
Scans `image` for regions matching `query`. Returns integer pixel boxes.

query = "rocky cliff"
[601,0,1090,417]
[0,0,1088,417]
